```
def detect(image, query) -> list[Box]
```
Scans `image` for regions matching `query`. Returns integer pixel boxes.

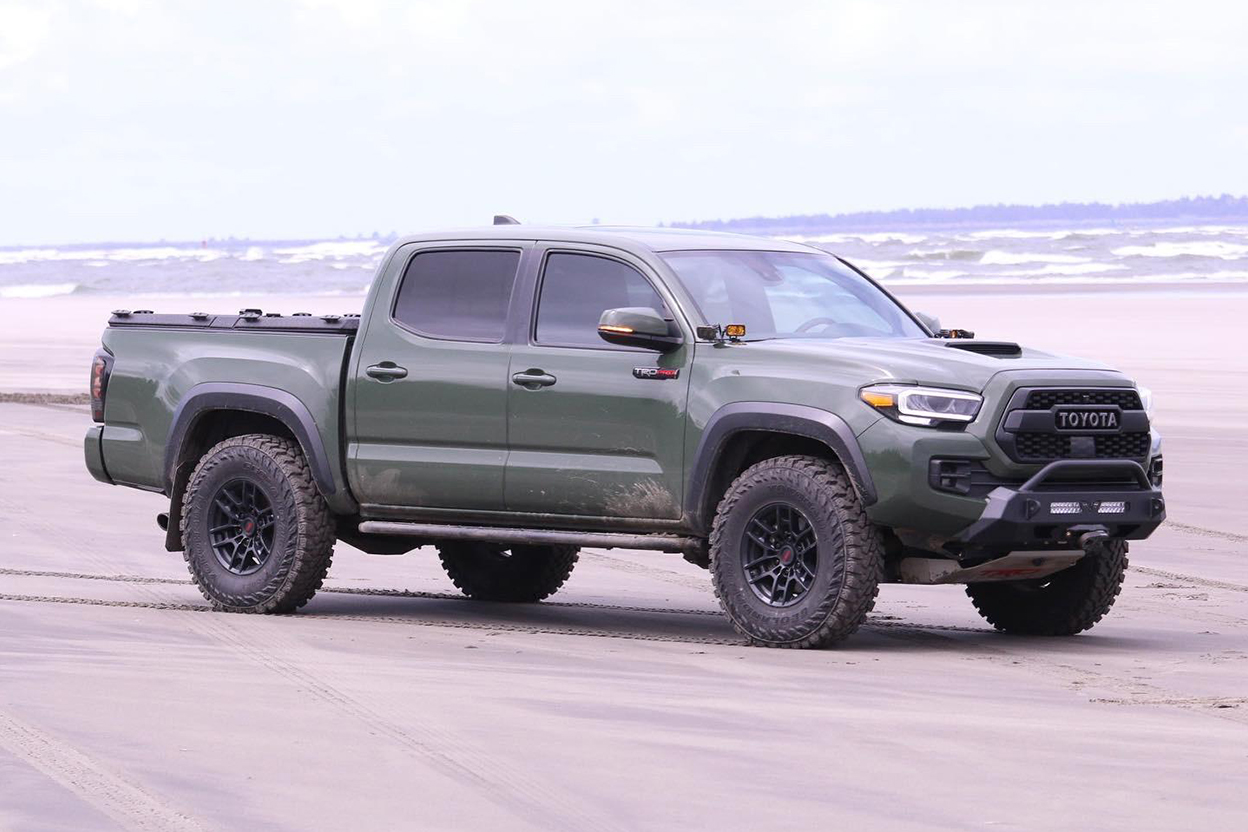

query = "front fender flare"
[685,402,877,533]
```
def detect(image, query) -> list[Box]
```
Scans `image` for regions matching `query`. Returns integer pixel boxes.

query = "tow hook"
[1074,526,1111,551]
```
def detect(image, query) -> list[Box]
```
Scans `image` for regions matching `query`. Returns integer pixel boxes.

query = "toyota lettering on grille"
[1054,406,1122,432]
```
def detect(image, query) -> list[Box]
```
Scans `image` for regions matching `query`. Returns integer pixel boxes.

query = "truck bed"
[96,309,359,513]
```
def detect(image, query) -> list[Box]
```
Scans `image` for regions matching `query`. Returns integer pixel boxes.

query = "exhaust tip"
[156,512,169,531]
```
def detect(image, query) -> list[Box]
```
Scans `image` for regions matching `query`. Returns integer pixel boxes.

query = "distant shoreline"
[669,195,1248,236]
[4,196,1248,251]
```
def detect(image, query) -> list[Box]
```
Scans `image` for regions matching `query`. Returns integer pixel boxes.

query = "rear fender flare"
[164,382,339,498]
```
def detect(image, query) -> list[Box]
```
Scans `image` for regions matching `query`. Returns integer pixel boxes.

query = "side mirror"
[597,307,683,352]
[914,311,941,335]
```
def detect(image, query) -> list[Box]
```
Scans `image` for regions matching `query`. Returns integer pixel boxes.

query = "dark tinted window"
[536,253,668,347]
[393,249,520,341]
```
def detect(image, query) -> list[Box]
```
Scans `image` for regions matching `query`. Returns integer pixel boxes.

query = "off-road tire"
[965,540,1128,635]
[438,543,579,602]
[709,455,884,648]
[181,434,335,613]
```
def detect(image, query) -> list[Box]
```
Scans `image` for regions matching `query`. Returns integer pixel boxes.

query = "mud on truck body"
[85,225,1165,647]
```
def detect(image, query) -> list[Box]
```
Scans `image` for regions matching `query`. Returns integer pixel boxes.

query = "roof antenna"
[493,214,520,225]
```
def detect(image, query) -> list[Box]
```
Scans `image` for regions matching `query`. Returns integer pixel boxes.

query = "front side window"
[393,249,521,342]
[660,250,924,340]
[535,253,669,347]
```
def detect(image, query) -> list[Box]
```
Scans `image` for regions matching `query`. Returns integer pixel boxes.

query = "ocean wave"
[787,231,927,245]
[273,240,389,263]
[959,227,1125,241]
[126,288,370,300]
[0,246,232,264]
[961,228,1062,240]
[896,268,966,281]
[979,251,1092,265]
[905,249,983,261]
[0,282,80,299]
[1111,241,1248,259]
[994,263,1128,276]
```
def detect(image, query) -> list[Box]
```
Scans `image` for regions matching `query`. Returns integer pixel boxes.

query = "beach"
[2,283,1246,829]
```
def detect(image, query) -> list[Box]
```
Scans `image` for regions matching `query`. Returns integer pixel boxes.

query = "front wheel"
[966,540,1128,635]
[709,455,884,648]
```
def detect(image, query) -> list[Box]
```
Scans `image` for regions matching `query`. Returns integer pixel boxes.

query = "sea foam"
[0,283,80,299]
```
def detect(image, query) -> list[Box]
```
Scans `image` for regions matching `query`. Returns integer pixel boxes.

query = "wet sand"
[1,286,1246,829]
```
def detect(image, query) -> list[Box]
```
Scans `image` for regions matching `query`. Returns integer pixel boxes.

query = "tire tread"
[181,434,335,614]
[965,541,1128,635]
[709,455,883,648]
[438,543,579,603]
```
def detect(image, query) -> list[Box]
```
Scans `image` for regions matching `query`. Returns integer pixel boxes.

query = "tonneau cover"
[107,309,360,334]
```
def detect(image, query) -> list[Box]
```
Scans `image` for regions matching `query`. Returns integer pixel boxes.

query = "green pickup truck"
[84,225,1165,648]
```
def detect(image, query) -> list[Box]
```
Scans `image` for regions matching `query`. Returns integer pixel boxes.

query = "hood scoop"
[943,340,1022,358]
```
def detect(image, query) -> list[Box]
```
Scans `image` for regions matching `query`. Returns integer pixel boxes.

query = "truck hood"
[741,336,1119,392]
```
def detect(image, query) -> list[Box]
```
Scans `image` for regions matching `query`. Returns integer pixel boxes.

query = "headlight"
[860,384,982,427]
[1138,386,1155,419]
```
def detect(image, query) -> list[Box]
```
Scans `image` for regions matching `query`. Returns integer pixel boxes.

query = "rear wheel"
[966,540,1128,635]
[438,542,579,602]
[181,435,335,613]
[709,455,884,648]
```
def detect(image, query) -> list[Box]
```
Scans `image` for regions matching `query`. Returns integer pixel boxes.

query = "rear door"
[504,245,692,519]
[349,244,526,512]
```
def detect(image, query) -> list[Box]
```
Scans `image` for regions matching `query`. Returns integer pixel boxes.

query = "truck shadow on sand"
[0,567,1159,652]
[296,590,1160,652]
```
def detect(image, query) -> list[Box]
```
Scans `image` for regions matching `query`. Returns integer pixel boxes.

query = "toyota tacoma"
[84,224,1165,647]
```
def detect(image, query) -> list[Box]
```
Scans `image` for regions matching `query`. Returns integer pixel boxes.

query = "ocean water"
[2,224,1248,299]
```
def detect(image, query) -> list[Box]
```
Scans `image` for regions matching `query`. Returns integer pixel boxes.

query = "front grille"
[1016,433,1070,461]
[1095,432,1151,459]
[1025,389,1142,410]
[999,387,1151,464]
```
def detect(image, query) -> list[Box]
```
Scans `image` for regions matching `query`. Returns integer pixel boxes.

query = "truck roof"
[390,225,818,254]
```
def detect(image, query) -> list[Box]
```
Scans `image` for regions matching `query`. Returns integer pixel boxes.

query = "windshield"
[660,250,926,340]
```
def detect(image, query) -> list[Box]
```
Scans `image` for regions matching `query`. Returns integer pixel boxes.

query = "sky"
[1,0,1246,246]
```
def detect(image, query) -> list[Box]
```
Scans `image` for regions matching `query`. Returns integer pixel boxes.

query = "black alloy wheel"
[741,503,819,607]
[709,455,884,648]
[182,434,334,614]
[208,478,276,576]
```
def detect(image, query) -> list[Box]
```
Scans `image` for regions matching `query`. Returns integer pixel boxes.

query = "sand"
[1,285,1246,829]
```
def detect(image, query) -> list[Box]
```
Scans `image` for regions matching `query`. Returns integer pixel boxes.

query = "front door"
[350,245,524,511]
[505,247,692,519]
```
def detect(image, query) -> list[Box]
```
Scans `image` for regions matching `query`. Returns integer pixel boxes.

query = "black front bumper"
[955,460,1165,549]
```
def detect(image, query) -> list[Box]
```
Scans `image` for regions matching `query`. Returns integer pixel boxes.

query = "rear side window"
[393,249,521,342]
[535,253,668,347]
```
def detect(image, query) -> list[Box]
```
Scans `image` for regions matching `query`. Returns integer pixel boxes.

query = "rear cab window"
[393,249,521,342]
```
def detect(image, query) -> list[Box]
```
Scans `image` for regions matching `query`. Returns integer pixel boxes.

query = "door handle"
[511,369,557,389]
[366,362,408,381]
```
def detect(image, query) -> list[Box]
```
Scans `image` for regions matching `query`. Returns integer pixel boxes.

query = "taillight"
[90,350,112,423]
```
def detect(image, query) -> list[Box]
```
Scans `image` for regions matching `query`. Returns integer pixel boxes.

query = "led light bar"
[1049,501,1081,515]
[1097,501,1127,515]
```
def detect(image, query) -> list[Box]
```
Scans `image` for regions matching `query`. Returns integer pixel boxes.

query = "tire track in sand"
[0,710,205,832]
[0,515,629,830]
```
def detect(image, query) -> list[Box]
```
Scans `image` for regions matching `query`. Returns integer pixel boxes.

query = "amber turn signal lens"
[598,324,635,334]
[724,324,746,338]
[859,390,896,408]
